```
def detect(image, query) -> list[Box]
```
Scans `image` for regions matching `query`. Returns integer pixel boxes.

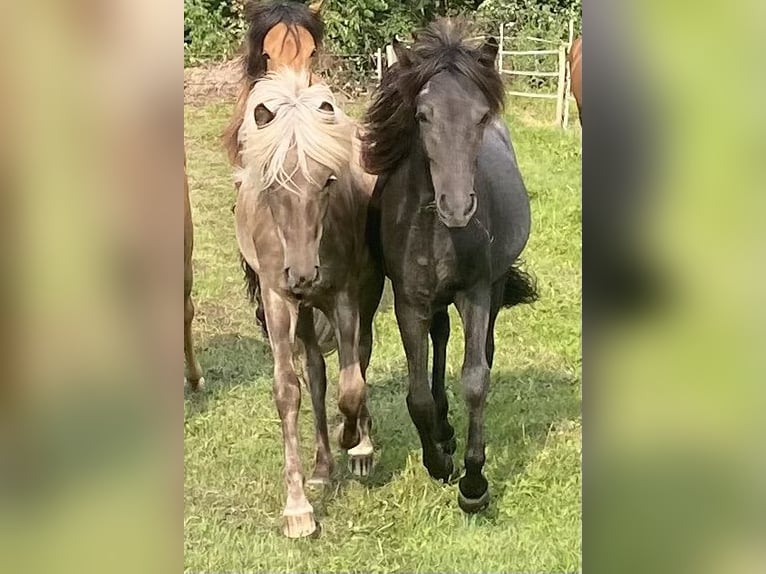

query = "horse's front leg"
[184,265,204,390]
[262,287,315,538]
[296,307,333,486]
[454,286,492,512]
[333,291,374,477]
[394,295,454,482]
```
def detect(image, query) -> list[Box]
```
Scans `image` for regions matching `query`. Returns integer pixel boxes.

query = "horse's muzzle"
[437,192,477,228]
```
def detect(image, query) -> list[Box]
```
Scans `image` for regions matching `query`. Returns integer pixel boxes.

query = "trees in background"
[184,0,581,66]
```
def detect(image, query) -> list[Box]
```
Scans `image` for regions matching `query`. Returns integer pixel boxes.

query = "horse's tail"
[502,262,539,308]
[314,311,337,356]
[241,253,337,354]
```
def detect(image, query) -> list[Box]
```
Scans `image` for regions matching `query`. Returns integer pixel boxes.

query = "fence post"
[386,44,397,67]
[563,19,574,129]
[376,48,383,81]
[555,44,566,127]
[498,23,504,72]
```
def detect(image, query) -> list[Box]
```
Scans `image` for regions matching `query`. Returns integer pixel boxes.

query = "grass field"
[184,97,582,573]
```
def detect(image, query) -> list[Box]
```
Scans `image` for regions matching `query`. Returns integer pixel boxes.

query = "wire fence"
[185,24,578,127]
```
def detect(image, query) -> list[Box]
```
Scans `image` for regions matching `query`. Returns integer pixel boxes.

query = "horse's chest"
[392,214,460,304]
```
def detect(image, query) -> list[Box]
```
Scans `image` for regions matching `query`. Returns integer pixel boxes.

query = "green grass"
[184,97,581,573]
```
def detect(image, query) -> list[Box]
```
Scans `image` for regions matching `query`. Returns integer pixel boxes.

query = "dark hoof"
[458,474,489,512]
[425,453,453,483]
[458,488,490,513]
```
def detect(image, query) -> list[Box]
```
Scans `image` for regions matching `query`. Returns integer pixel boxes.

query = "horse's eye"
[479,113,491,126]
[311,48,317,57]
[415,111,428,123]
[262,53,270,61]
[324,175,337,189]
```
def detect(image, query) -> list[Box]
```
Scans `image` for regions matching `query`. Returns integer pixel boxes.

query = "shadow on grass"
[184,332,272,416]
[332,366,578,504]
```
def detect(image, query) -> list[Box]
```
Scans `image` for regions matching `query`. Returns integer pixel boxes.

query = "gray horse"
[362,19,537,512]
[235,70,383,537]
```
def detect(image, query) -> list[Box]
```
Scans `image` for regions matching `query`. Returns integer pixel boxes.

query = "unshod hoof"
[187,376,205,391]
[306,474,332,488]
[348,441,374,477]
[282,508,317,538]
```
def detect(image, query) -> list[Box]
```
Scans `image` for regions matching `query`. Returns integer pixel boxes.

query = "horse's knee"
[463,364,489,409]
[274,368,301,418]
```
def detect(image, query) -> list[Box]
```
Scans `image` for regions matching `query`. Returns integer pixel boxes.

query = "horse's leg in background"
[430,308,455,454]
[334,291,374,476]
[358,267,384,375]
[184,271,204,390]
[184,176,204,390]
[454,285,492,512]
[354,266,385,456]
[296,307,333,486]
[262,287,316,538]
[395,295,454,482]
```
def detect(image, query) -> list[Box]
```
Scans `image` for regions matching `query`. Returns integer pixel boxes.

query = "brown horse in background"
[569,36,582,124]
[222,0,325,164]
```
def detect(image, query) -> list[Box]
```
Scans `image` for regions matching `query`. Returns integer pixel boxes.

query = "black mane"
[243,1,324,81]
[362,18,504,175]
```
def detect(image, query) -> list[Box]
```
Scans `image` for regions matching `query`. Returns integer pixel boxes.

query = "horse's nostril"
[464,194,477,217]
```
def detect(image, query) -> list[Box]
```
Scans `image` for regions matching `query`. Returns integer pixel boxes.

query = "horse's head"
[239,72,352,296]
[246,0,325,85]
[393,29,502,228]
[257,106,336,294]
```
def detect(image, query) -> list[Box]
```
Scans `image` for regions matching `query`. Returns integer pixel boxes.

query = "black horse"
[362,19,537,512]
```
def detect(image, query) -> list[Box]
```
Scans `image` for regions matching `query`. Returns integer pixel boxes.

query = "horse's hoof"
[306,474,331,488]
[348,447,373,478]
[282,507,317,538]
[187,376,205,391]
[348,442,374,477]
[426,453,453,483]
[457,488,490,513]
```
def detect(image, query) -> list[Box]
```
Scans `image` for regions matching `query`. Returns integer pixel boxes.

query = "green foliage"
[183,0,582,68]
[184,0,245,65]
[476,0,582,43]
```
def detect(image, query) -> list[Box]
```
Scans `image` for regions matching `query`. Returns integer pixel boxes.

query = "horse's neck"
[404,141,435,204]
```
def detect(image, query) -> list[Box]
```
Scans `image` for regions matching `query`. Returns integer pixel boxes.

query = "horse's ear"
[478,37,499,68]
[254,103,275,128]
[392,38,412,68]
[319,101,336,121]
[308,0,325,14]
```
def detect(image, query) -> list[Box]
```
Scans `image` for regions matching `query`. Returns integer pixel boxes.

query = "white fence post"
[498,23,504,72]
[563,19,575,129]
[386,44,397,67]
